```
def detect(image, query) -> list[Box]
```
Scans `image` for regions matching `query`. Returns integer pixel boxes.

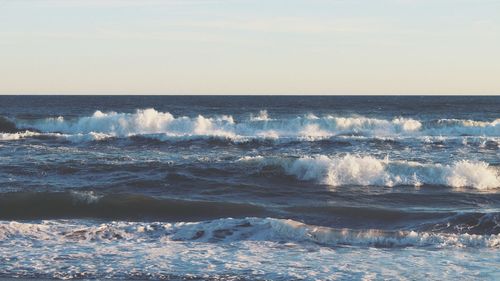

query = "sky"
[0,0,499,95]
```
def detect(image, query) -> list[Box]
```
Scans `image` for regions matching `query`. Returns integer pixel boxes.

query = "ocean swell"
[0,192,265,220]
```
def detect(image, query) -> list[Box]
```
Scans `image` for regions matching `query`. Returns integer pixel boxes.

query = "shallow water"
[0,96,499,280]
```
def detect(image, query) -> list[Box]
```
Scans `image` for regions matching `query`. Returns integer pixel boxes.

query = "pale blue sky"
[0,0,499,94]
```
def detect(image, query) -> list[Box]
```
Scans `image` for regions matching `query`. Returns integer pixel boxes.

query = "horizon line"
[1,93,499,96]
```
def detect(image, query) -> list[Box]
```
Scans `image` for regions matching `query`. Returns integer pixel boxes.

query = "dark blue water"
[0,96,499,280]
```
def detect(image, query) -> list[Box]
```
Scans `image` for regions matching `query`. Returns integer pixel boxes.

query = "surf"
[2,109,498,142]
[240,154,500,190]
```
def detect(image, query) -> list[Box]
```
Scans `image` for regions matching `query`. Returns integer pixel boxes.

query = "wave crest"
[243,154,500,190]
[0,130,41,140]
[9,109,499,142]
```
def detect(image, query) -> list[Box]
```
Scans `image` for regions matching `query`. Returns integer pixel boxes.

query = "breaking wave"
[241,154,500,190]
[1,218,498,248]
[3,109,498,142]
[0,130,41,140]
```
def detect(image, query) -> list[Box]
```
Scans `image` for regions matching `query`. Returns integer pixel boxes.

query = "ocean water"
[0,95,499,280]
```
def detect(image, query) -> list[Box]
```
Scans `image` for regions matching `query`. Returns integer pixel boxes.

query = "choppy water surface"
[0,96,499,280]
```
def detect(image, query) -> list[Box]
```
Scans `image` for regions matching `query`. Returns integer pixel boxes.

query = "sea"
[0,96,499,280]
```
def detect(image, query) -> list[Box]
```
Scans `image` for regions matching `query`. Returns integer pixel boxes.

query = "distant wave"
[2,109,498,142]
[1,217,498,248]
[240,154,500,190]
[0,130,42,140]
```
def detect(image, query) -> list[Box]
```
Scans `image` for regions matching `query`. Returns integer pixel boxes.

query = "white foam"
[330,116,422,135]
[0,218,498,280]
[267,218,500,248]
[272,154,500,190]
[0,218,498,248]
[0,129,113,142]
[286,155,388,186]
[0,130,41,140]
[393,117,422,132]
[298,124,332,140]
[426,118,500,136]
[250,110,271,121]
[14,109,500,142]
[445,161,500,190]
